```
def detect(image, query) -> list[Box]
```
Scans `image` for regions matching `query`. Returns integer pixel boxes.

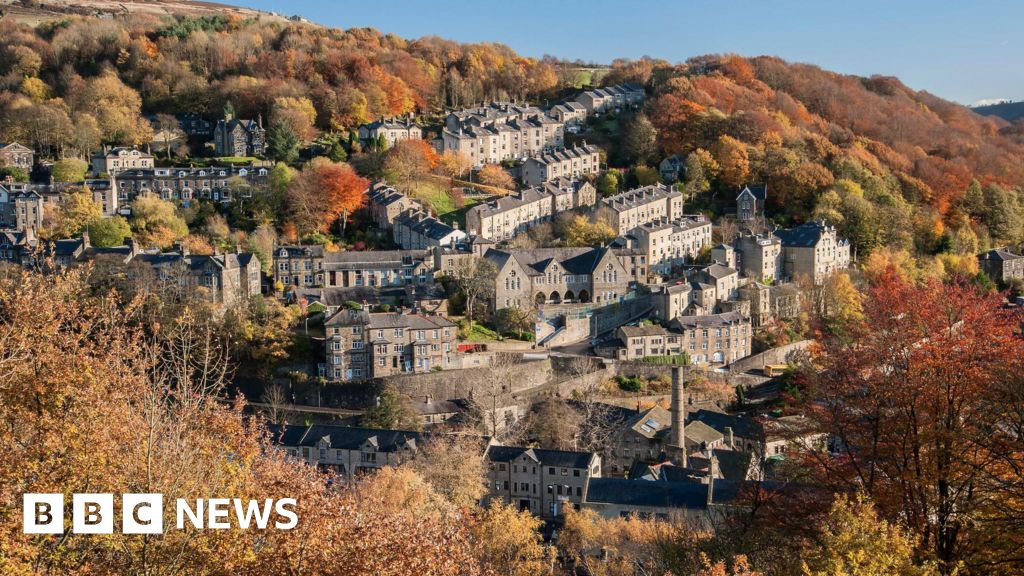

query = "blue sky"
[230,0,1022,105]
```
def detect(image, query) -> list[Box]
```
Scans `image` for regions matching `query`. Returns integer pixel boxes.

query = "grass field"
[411,179,490,228]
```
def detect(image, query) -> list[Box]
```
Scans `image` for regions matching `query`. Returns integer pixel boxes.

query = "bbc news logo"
[23,494,298,534]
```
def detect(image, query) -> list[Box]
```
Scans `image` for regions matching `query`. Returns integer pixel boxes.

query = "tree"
[451,257,498,325]
[43,187,101,239]
[247,223,278,271]
[362,384,422,431]
[802,493,931,576]
[271,96,318,142]
[818,271,864,336]
[524,396,582,450]
[493,306,535,339]
[800,270,1024,574]
[408,434,488,508]
[712,135,750,189]
[155,112,180,159]
[87,215,132,248]
[287,158,369,235]
[477,164,514,190]
[633,164,660,186]
[596,171,620,197]
[384,139,440,188]
[684,149,719,202]
[266,121,299,163]
[561,214,615,247]
[437,150,472,181]
[622,112,658,164]
[129,194,189,248]
[471,502,548,576]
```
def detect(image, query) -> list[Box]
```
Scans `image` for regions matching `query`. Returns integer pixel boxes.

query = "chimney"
[425,394,432,405]
[706,449,717,507]
[670,365,686,468]
[724,426,734,449]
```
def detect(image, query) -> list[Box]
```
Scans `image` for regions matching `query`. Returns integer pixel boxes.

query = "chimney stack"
[670,365,686,468]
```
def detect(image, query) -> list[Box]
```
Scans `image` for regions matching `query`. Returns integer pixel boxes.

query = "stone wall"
[728,340,813,373]
[381,356,554,401]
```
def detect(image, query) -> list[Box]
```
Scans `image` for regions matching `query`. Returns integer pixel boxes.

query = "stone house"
[0,142,34,171]
[358,116,423,148]
[659,155,684,182]
[438,102,565,166]
[465,178,596,240]
[774,220,851,284]
[572,84,645,115]
[274,245,326,288]
[322,250,434,289]
[733,233,783,282]
[368,182,424,230]
[735,184,767,222]
[91,147,154,175]
[698,263,739,302]
[392,208,466,250]
[270,423,424,478]
[321,310,457,382]
[485,446,601,518]
[547,101,588,127]
[486,246,631,311]
[112,165,269,204]
[668,312,752,366]
[978,248,1024,285]
[629,216,712,277]
[600,183,684,235]
[213,115,266,157]
[520,143,601,186]
[738,282,801,328]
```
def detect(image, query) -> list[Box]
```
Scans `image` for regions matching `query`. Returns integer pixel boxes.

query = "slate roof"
[774,220,838,248]
[670,312,748,330]
[736,184,767,201]
[277,245,326,259]
[979,248,1024,261]
[324,308,372,327]
[585,477,743,509]
[602,183,681,212]
[687,409,764,442]
[366,312,456,330]
[619,324,670,339]
[703,263,737,279]
[486,246,613,277]
[323,250,428,270]
[527,143,600,166]
[485,445,596,469]
[266,424,424,453]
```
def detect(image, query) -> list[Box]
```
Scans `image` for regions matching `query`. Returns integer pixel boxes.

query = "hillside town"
[2,5,1024,576]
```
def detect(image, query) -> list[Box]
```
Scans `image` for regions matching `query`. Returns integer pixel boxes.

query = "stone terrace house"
[0,228,37,266]
[270,423,424,478]
[358,116,423,148]
[214,115,266,157]
[978,248,1024,285]
[113,165,269,204]
[465,178,597,240]
[738,281,800,328]
[438,102,565,166]
[668,312,752,366]
[774,220,851,284]
[616,325,679,361]
[573,84,645,115]
[321,309,457,382]
[392,208,466,250]
[52,234,261,306]
[0,142,33,170]
[486,246,632,310]
[628,216,712,277]
[520,143,602,186]
[605,404,732,475]
[485,446,601,518]
[582,476,744,523]
[90,147,154,175]
[274,245,325,288]
[323,250,434,289]
[601,183,684,235]
[733,232,783,282]
[548,101,588,127]
[367,182,424,230]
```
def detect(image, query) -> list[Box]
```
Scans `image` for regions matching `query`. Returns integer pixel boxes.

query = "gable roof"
[736,184,767,201]
[585,477,743,509]
[266,423,424,453]
[485,445,596,469]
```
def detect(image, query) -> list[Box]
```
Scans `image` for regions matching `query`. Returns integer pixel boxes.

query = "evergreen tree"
[266,121,299,163]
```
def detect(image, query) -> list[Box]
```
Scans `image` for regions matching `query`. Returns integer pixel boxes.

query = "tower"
[668,365,687,467]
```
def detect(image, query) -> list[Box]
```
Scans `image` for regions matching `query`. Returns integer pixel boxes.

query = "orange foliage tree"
[287,158,369,235]
[798,268,1024,574]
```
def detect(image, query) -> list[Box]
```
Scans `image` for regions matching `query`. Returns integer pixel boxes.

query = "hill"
[0,0,284,25]
[971,100,1024,122]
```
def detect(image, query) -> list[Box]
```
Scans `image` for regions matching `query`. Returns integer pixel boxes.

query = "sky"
[229,0,1023,105]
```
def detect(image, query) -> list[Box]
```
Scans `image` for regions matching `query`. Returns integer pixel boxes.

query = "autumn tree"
[712,135,750,189]
[384,139,440,188]
[477,164,514,190]
[51,158,89,182]
[42,187,101,239]
[408,434,488,509]
[437,150,473,182]
[471,502,549,576]
[87,215,132,248]
[802,493,932,576]
[287,158,369,235]
[596,171,620,197]
[799,269,1024,574]
[129,194,189,248]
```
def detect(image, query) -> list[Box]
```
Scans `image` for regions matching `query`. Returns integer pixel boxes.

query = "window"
[573,469,580,477]
[548,467,555,475]
[561,468,568,476]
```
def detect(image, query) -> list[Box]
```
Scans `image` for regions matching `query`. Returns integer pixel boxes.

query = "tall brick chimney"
[669,365,687,467]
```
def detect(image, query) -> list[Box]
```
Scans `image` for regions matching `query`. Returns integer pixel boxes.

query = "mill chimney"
[669,365,687,468]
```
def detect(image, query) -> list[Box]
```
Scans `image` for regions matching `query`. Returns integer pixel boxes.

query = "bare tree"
[451,257,497,325]
[156,308,232,410]
[260,383,289,424]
